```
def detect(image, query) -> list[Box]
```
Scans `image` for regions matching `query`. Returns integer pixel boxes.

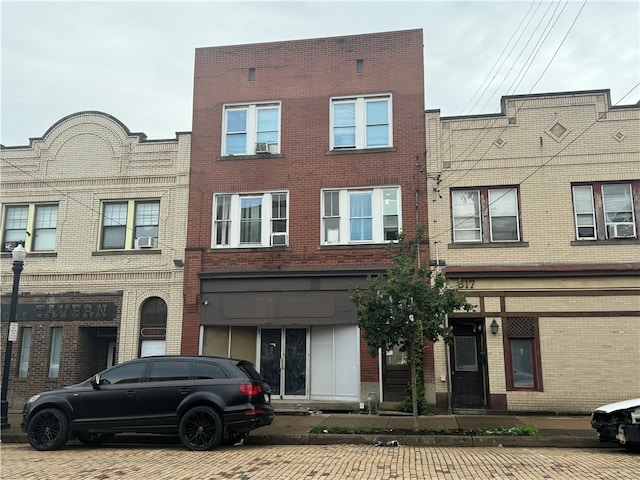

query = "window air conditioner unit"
[135,237,157,248]
[255,142,269,154]
[607,223,635,239]
[271,233,288,246]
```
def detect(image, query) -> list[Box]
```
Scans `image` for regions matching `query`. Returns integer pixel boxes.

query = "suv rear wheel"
[27,408,69,451]
[178,406,223,451]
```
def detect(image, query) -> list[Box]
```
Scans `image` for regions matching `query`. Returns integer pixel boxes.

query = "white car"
[591,398,640,451]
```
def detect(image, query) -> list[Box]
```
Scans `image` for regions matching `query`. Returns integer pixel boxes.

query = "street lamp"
[1,244,26,429]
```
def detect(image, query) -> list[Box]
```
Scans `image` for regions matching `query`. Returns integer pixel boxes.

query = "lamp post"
[1,244,26,429]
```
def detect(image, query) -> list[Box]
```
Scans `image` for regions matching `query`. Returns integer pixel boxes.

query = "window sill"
[571,238,639,246]
[325,147,396,155]
[92,249,162,256]
[319,243,391,250]
[448,242,529,249]
[208,246,290,252]
[217,153,284,161]
[0,251,57,258]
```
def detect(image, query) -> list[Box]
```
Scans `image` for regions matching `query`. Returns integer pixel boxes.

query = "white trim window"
[1,203,59,252]
[452,187,520,243]
[223,102,281,155]
[213,191,288,248]
[18,327,32,378]
[321,187,400,244]
[48,327,63,378]
[330,95,392,150]
[572,182,637,240]
[572,185,597,239]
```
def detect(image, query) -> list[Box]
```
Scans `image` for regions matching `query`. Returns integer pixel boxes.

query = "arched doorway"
[139,296,167,357]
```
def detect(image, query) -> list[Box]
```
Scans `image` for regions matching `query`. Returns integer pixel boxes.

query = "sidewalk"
[1,410,607,449]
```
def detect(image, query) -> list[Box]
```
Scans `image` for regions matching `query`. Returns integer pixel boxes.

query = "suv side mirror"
[91,374,101,389]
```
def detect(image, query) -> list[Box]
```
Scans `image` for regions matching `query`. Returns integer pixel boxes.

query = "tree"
[350,226,474,428]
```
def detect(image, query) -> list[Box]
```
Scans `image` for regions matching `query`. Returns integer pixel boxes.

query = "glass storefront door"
[259,328,307,399]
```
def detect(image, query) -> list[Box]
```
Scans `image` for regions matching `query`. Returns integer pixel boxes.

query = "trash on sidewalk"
[374,439,399,447]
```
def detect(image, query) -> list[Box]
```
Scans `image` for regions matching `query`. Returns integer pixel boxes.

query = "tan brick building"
[425,90,640,414]
[183,30,427,409]
[0,111,190,409]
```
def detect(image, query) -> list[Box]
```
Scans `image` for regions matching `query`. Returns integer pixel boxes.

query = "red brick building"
[183,30,427,408]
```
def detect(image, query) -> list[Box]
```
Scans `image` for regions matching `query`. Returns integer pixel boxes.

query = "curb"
[2,430,612,449]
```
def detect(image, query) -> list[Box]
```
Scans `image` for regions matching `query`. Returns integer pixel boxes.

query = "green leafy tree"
[350,226,474,428]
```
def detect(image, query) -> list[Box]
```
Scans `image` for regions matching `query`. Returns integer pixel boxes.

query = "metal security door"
[259,328,308,399]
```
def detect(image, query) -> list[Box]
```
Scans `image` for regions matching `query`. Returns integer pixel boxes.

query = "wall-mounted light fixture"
[490,319,499,336]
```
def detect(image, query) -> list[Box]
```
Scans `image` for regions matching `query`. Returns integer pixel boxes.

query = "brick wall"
[186,30,429,387]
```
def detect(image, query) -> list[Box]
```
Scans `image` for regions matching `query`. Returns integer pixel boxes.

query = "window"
[321,187,400,244]
[48,327,63,378]
[223,103,280,155]
[2,203,58,252]
[452,187,520,243]
[18,327,32,378]
[331,95,392,150]
[194,362,228,380]
[146,360,191,382]
[213,191,288,248]
[505,317,542,391]
[100,362,146,385]
[100,200,160,250]
[572,182,638,240]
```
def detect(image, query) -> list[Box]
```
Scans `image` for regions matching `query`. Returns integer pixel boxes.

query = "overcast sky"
[1,0,638,146]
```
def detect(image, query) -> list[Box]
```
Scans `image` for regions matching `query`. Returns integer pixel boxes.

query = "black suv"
[21,355,274,451]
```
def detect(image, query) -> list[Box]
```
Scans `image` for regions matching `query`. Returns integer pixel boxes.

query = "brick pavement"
[1,443,638,480]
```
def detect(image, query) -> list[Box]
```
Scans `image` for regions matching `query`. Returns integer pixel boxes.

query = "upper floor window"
[2,203,58,252]
[223,103,280,155]
[213,191,288,248]
[331,95,392,150]
[572,182,638,240]
[321,187,400,245]
[452,187,520,243]
[100,200,160,250]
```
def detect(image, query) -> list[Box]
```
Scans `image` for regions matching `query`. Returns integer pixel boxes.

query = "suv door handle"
[179,388,191,395]
[125,390,136,397]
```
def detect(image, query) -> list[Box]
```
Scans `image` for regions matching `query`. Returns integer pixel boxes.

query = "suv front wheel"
[178,406,223,451]
[27,408,69,451]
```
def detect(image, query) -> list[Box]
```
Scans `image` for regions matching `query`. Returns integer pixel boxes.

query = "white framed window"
[213,191,288,248]
[452,187,520,243]
[572,185,596,239]
[100,200,160,250]
[452,190,481,242]
[223,102,281,155]
[330,95,392,150]
[18,327,32,378]
[488,188,520,242]
[572,182,637,240]
[321,187,400,245]
[2,203,59,252]
[48,327,63,378]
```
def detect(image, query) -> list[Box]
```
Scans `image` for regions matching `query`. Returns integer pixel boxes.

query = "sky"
[1,0,639,146]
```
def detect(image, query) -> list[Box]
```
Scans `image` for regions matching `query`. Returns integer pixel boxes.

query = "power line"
[429,82,640,245]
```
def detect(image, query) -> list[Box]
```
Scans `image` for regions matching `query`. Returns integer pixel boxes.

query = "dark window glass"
[236,361,264,381]
[146,360,191,382]
[141,297,167,328]
[194,362,227,380]
[100,362,146,385]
